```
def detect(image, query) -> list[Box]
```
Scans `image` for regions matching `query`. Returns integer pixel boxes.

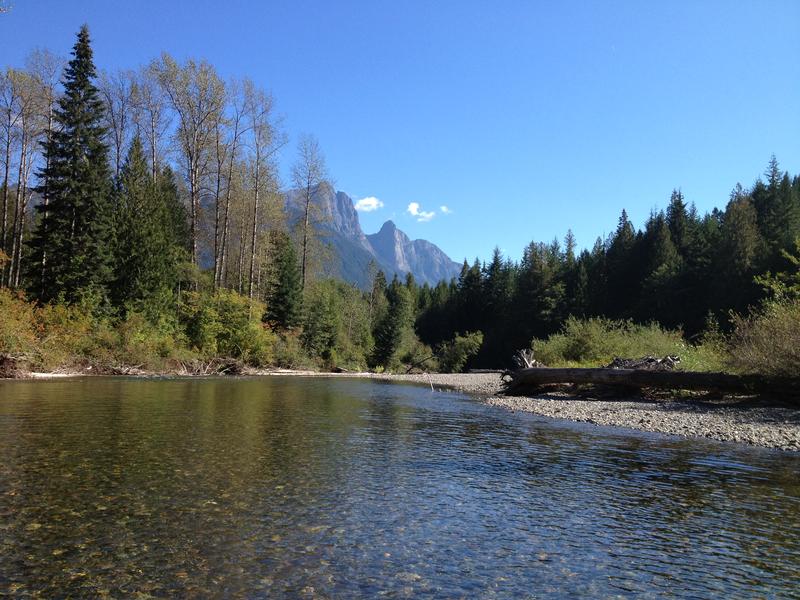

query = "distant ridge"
[284,185,461,288]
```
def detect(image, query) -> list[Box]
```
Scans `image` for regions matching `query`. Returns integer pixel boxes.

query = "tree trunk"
[248,159,260,299]
[212,124,224,289]
[149,112,157,181]
[237,208,246,294]
[1,116,11,259]
[7,129,26,287]
[39,107,53,297]
[188,156,198,270]
[301,185,311,292]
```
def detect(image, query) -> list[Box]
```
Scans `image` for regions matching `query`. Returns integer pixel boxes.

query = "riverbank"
[5,369,799,452]
[363,373,800,452]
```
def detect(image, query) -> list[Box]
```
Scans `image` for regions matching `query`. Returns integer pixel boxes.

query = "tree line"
[413,160,800,368]
[0,25,456,373]
[1,25,797,374]
[0,25,331,309]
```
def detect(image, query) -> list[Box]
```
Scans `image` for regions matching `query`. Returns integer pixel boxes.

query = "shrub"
[438,331,484,373]
[116,312,191,369]
[532,317,725,371]
[34,300,96,368]
[727,299,800,376]
[0,288,37,357]
[179,290,274,366]
[273,330,314,369]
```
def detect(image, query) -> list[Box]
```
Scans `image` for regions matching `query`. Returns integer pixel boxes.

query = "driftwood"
[605,355,680,371]
[503,366,800,401]
[512,349,543,369]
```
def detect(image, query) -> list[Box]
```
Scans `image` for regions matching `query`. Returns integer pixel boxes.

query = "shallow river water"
[1,376,799,598]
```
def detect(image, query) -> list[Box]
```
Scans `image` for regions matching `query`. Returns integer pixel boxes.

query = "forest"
[1,26,799,376]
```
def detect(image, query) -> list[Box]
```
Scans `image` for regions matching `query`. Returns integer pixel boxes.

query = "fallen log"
[503,367,800,401]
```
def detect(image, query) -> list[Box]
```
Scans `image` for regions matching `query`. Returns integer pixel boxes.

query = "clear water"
[1,376,799,598]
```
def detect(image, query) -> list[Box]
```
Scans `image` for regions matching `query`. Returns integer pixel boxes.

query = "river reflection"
[1,376,799,597]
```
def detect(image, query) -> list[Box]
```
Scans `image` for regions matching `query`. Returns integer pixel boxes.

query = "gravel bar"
[365,372,800,452]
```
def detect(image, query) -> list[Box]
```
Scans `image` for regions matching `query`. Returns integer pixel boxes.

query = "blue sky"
[2,1,798,264]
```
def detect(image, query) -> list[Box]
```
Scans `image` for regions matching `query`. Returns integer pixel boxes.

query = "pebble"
[366,373,800,452]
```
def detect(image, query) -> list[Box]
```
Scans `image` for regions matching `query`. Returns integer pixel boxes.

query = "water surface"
[1,376,799,598]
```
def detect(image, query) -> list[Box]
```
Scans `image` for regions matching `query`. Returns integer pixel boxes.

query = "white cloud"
[407,202,436,222]
[440,205,452,215]
[354,196,384,212]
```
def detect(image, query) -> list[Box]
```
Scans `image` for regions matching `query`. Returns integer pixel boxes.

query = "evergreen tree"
[455,258,483,334]
[158,165,190,255]
[714,189,764,314]
[752,157,800,262]
[27,25,115,304]
[604,209,638,317]
[666,189,691,256]
[639,212,682,326]
[113,136,183,318]
[371,275,412,368]
[264,229,302,328]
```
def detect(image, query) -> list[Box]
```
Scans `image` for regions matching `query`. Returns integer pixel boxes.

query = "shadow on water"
[1,376,799,597]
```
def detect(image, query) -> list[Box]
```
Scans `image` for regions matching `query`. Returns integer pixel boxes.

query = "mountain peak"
[285,188,460,287]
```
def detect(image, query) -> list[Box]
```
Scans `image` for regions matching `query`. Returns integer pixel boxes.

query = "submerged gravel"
[366,372,800,452]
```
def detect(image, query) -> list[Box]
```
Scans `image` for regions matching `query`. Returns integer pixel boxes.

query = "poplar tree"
[28,25,115,304]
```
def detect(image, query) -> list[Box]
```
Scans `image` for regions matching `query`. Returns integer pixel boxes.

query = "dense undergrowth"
[0,280,480,375]
[531,301,799,376]
[2,281,797,376]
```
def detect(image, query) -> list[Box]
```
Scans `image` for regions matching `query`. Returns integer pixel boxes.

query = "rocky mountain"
[285,185,460,288]
[366,220,462,286]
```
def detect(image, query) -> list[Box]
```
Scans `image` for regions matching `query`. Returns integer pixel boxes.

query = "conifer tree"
[28,25,114,304]
[639,212,682,325]
[264,229,302,328]
[371,275,412,368]
[605,209,638,317]
[666,189,691,256]
[113,136,182,317]
[158,165,190,254]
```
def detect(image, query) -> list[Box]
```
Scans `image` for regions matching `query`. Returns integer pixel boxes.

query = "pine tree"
[264,229,302,328]
[27,25,115,304]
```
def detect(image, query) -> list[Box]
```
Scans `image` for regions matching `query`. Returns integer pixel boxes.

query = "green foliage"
[300,283,340,367]
[298,280,373,370]
[264,230,303,328]
[438,331,484,373]
[113,137,185,319]
[272,330,314,369]
[754,238,800,300]
[727,299,800,376]
[179,290,274,365]
[532,317,725,372]
[0,288,37,356]
[34,298,97,368]
[370,277,413,370]
[27,25,116,304]
[115,312,189,368]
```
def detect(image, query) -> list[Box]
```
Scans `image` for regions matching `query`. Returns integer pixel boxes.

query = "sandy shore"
[361,372,800,452]
[8,369,799,451]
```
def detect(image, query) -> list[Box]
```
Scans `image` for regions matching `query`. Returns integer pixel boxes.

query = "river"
[1,376,799,597]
